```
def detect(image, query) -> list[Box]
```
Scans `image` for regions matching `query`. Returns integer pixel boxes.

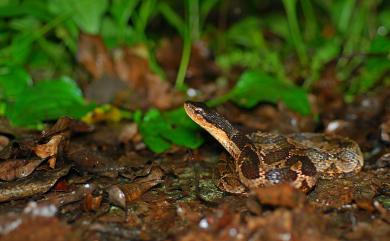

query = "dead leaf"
[118,123,138,144]
[380,117,390,143]
[113,45,149,88]
[308,170,388,210]
[1,215,73,241]
[119,166,164,202]
[252,183,306,208]
[39,183,96,208]
[309,178,355,208]
[246,209,338,241]
[345,219,390,241]
[0,135,9,151]
[83,193,102,211]
[0,165,71,202]
[33,135,63,168]
[41,117,93,139]
[77,33,115,80]
[0,158,45,181]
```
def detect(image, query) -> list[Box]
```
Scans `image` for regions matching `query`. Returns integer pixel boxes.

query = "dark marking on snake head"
[287,155,317,176]
[240,145,260,179]
[265,168,297,184]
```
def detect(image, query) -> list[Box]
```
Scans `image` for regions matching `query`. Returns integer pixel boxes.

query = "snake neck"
[184,101,252,160]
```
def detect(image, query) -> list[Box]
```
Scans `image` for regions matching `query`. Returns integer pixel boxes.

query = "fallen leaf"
[83,193,102,211]
[119,166,164,202]
[0,158,46,181]
[33,135,63,168]
[252,183,306,208]
[1,215,73,241]
[0,135,10,151]
[39,183,96,208]
[77,33,115,80]
[308,170,388,210]
[41,116,93,139]
[0,165,71,202]
[345,219,390,241]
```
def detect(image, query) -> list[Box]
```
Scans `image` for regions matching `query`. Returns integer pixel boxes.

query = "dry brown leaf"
[39,183,96,208]
[83,193,103,211]
[0,135,9,152]
[1,215,74,241]
[308,178,355,208]
[0,158,45,181]
[0,165,71,202]
[119,166,164,202]
[308,170,387,210]
[77,33,115,79]
[113,45,149,88]
[252,183,306,208]
[33,135,63,168]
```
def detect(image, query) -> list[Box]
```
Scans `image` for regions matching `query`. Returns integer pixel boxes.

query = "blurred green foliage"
[209,70,311,116]
[0,66,95,127]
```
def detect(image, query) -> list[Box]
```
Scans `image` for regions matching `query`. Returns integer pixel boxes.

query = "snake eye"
[194,107,204,115]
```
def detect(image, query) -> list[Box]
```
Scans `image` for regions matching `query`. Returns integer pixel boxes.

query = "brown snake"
[184,102,364,193]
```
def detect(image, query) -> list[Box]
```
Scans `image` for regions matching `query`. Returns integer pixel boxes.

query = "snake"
[184,101,364,193]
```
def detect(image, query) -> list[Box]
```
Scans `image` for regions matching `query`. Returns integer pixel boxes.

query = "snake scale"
[184,102,364,193]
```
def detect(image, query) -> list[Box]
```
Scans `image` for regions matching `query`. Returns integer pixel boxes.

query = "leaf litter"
[0,36,390,241]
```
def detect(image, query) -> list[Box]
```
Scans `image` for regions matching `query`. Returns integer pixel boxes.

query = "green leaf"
[228,70,311,115]
[0,33,33,65]
[49,0,108,34]
[133,0,156,36]
[158,2,185,37]
[306,39,341,87]
[9,16,41,31]
[379,9,390,31]
[139,108,204,153]
[0,66,32,101]
[5,76,95,126]
[349,57,390,94]
[226,17,263,49]
[101,16,137,48]
[369,36,390,54]
[110,0,139,26]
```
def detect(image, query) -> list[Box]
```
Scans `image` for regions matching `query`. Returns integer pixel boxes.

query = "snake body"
[184,102,364,193]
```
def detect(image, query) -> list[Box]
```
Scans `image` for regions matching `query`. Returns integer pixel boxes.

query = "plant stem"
[189,0,200,40]
[175,32,191,90]
[301,0,317,41]
[175,0,200,90]
[282,0,308,67]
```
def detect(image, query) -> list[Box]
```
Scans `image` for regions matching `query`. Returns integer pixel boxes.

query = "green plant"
[209,70,311,116]
[137,108,204,153]
[282,0,308,67]
[159,0,219,90]
[0,66,95,127]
